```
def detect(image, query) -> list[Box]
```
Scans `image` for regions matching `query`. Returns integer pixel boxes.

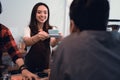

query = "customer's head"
[70,0,110,32]
[0,2,2,14]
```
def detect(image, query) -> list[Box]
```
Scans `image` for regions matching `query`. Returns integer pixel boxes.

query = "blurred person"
[50,0,120,80]
[23,2,62,77]
[0,2,38,80]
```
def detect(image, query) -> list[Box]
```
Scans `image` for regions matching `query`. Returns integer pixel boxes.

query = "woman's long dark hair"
[29,2,52,36]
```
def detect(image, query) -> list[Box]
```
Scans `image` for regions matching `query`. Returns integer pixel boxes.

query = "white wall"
[108,0,120,26]
[109,0,120,19]
[0,0,66,43]
[0,0,120,44]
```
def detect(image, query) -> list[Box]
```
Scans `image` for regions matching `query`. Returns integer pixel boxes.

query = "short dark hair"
[70,0,110,31]
[0,2,2,14]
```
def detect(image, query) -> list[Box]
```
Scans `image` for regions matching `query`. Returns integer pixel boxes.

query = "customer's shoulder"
[60,33,81,46]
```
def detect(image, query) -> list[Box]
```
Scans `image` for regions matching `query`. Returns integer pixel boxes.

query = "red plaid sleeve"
[1,24,22,63]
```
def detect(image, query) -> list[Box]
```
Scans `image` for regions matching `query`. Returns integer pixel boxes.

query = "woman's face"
[36,5,48,24]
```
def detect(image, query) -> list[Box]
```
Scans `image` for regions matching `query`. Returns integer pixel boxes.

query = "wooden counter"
[11,74,49,80]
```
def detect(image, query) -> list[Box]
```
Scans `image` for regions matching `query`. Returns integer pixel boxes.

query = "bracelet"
[20,67,27,73]
[19,64,27,73]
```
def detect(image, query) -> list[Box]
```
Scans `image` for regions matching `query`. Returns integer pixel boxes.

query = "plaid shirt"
[0,24,22,63]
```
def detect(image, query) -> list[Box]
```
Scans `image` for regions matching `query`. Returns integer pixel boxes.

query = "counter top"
[11,74,49,80]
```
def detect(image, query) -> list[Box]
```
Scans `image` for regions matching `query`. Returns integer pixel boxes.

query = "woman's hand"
[50,33,63,47]
[38,31,50,41]
[15,59,40,80]
[21,69,39,80]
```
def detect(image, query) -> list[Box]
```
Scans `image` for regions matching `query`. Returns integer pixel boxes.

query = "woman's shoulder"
[24,26,30,30]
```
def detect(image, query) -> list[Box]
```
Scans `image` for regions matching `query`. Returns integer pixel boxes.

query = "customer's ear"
[70,20,77,33]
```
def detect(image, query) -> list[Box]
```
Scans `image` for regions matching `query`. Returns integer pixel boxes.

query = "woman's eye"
[37,11,41,14]
[44,11,47,14]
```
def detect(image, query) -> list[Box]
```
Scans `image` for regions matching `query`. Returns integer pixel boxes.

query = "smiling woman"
[22,3,63,78]
[23,2,52,74]
[0,0,65,79]
[0,0,120,43]
[0,0,66,44]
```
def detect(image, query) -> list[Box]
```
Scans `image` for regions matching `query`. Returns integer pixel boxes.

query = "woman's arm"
[50,37,59,47]
[23,35,41,46]
[15,58,38,80]
[23,27,50,46]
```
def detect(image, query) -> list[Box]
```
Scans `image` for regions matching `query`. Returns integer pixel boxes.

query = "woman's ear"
[70,19,77,33]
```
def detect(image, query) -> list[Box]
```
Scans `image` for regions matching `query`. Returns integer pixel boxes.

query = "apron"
[25,38,50,73]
